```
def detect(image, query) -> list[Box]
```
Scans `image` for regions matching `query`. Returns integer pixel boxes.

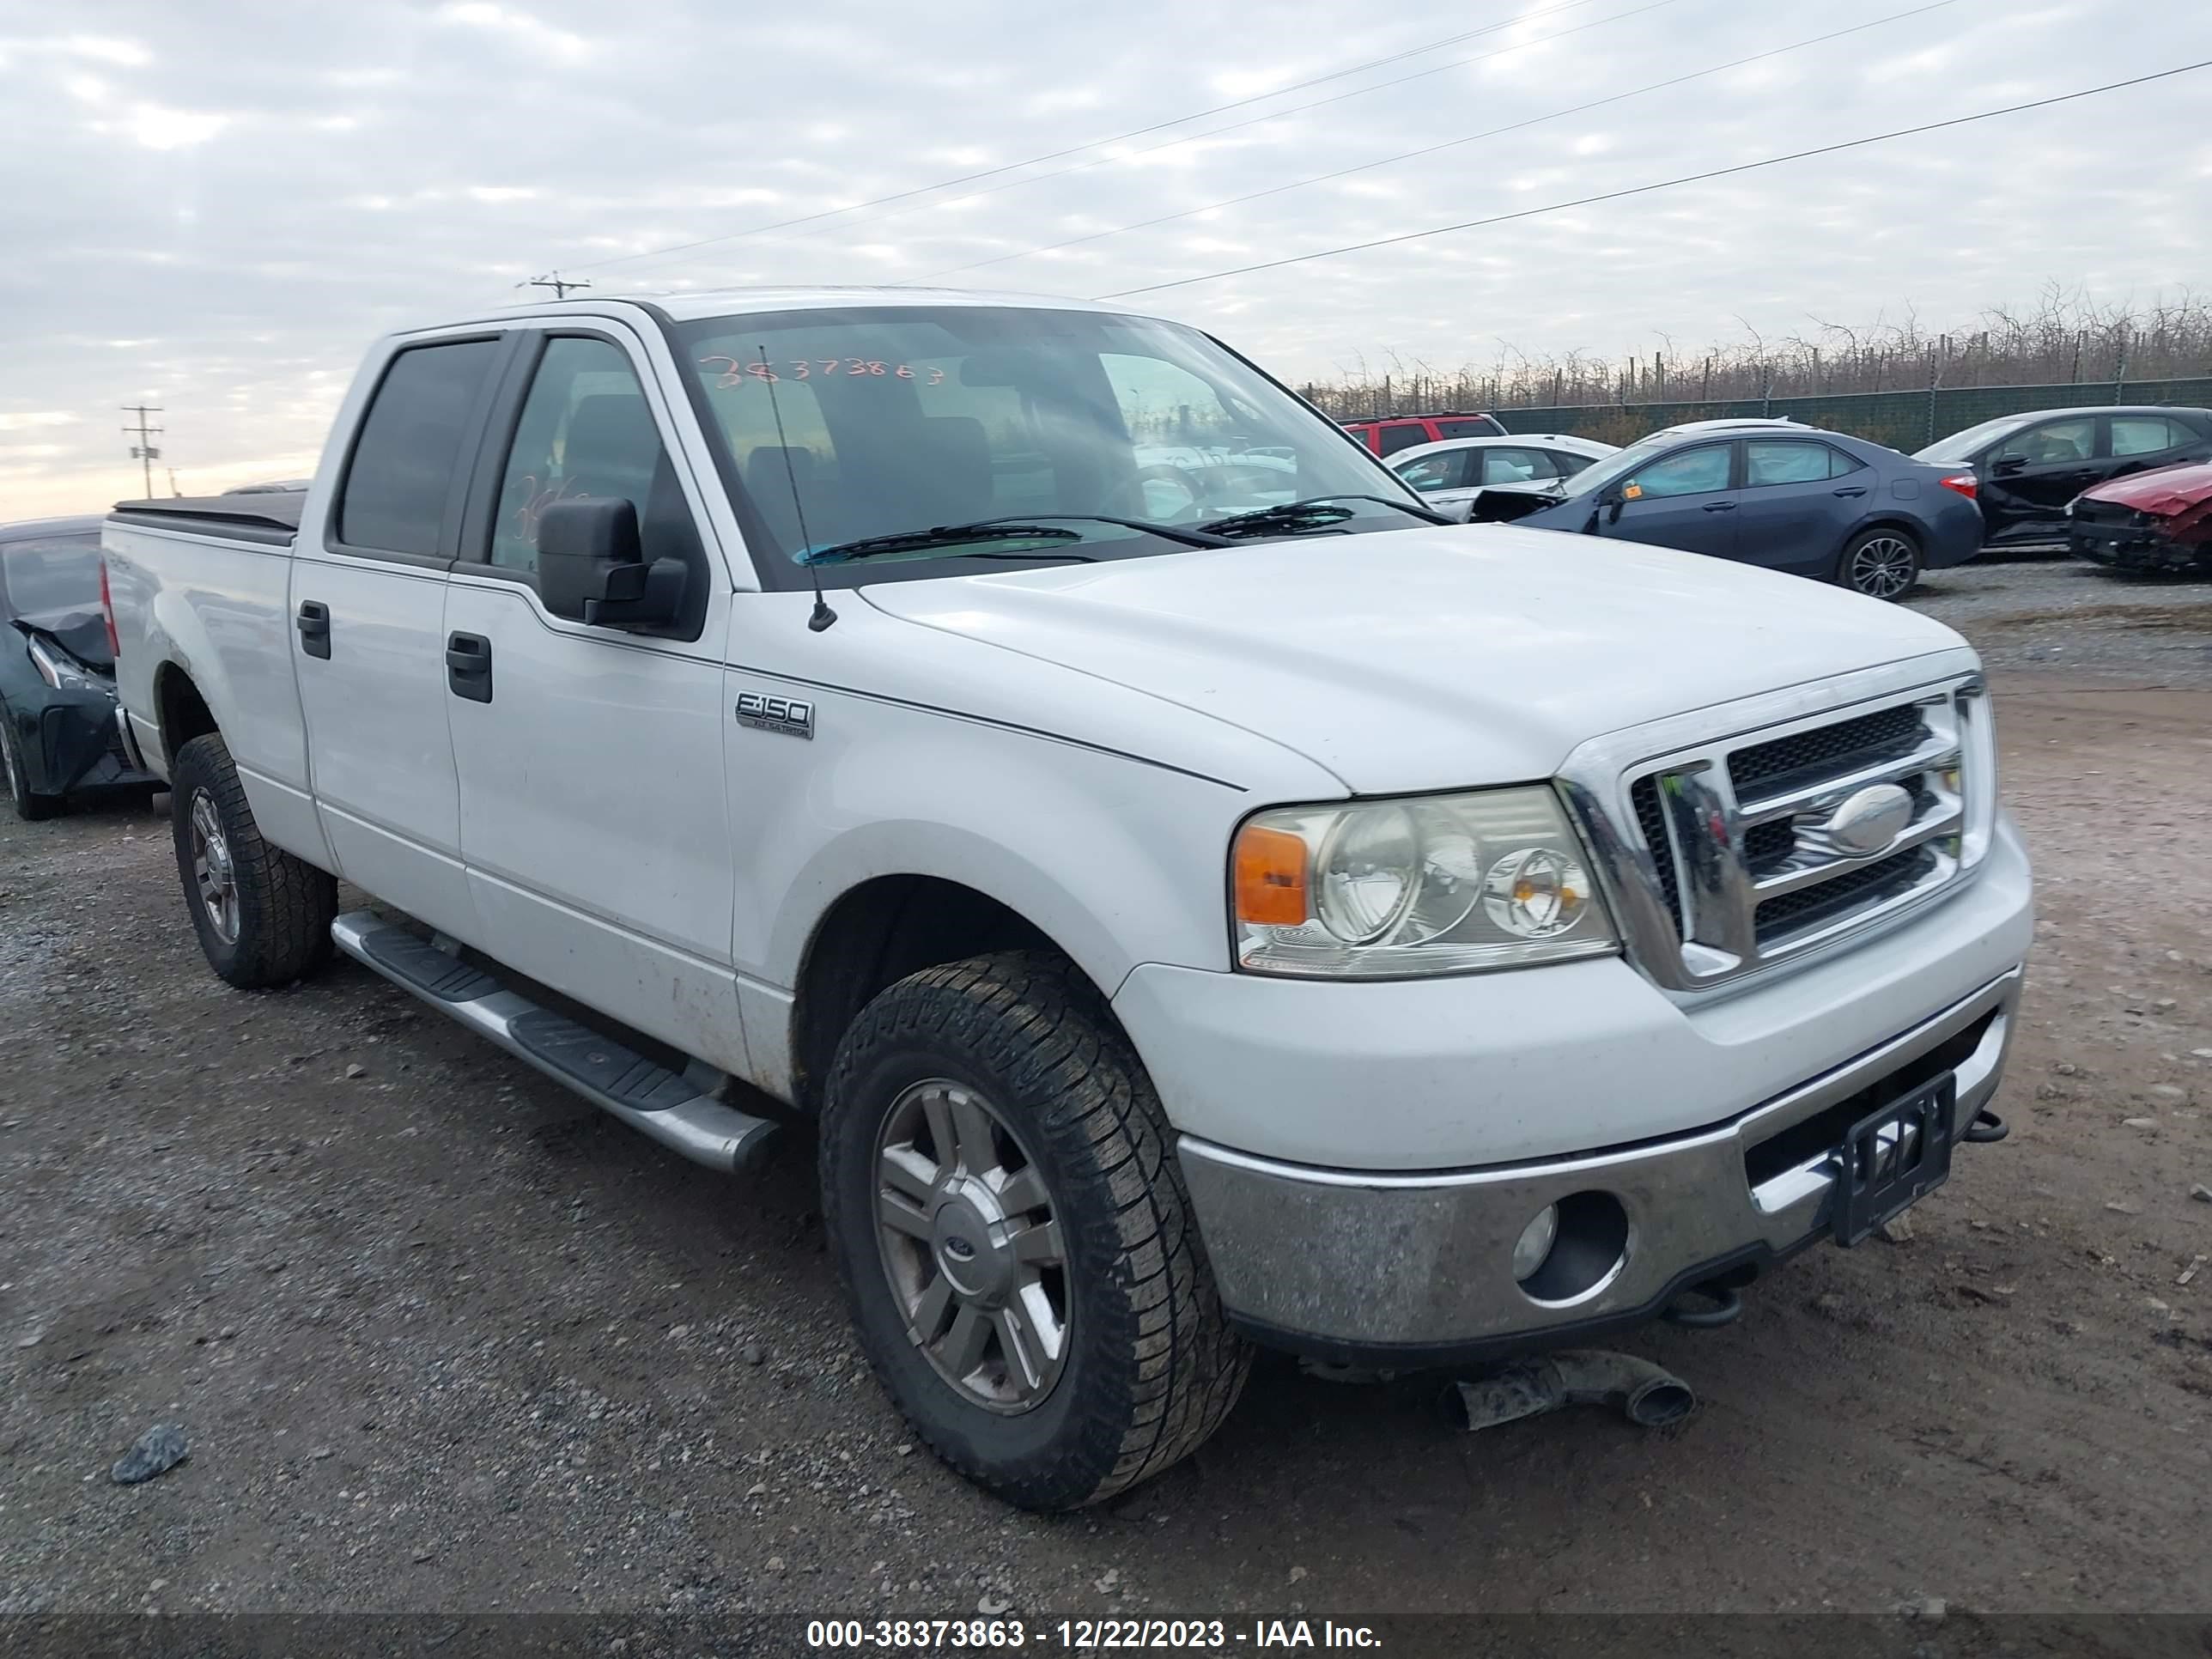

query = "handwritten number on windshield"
[698,356,945,389]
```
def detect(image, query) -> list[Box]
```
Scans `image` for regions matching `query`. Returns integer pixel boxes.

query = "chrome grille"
[1560,661,1993,993]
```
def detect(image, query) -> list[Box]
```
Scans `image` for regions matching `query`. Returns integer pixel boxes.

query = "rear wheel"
[169,733,337,988]
[2,715,63,822]
[1838,527,1923,600]
[821,951,1249,1510]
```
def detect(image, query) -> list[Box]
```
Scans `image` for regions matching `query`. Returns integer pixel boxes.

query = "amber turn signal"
[1233,823,1309,926]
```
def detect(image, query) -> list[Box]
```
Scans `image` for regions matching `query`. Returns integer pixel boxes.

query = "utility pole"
[120,404,164,499]
[525,273,591,300]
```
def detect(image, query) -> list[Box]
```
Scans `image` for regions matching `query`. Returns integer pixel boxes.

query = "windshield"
[672,307,1419,585]
[0,533,100,619]
[1553,431,1681,499]
[1914,415,2030,465]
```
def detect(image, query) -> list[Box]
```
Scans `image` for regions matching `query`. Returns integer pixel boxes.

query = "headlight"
[1231,786,1620,977]
[27,638,95,691]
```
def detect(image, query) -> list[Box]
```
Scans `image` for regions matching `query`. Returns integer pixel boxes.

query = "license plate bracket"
[1831,1075,1955,1247]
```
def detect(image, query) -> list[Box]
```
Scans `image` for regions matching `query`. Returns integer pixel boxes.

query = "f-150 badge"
[735,691,814,738]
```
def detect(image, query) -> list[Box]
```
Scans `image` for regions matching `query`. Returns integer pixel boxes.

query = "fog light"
[1512,1204,1560,1282]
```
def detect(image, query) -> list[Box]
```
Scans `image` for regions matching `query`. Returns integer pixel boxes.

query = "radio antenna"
[757,345,836,632]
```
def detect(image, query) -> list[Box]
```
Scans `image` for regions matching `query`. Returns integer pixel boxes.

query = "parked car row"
[1369,401,2212,597]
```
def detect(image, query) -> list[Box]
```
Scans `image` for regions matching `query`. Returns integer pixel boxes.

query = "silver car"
[1389,433,1618,514]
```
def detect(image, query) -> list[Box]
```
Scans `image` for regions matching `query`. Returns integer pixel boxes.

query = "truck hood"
[861,526,1968,793]
[2080,461,2212,516]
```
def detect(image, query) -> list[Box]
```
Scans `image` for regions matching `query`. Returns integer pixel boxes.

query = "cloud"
[434,3,586,61]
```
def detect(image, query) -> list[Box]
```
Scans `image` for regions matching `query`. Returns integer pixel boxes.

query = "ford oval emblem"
[1822,783,1914,856]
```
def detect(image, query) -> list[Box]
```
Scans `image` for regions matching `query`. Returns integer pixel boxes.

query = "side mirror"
[1601,490,1627,525]
[537,498,686,628]
[1990,456,2027,477]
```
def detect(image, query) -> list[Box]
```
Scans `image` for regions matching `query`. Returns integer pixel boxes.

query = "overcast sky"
[2,0,2206,516]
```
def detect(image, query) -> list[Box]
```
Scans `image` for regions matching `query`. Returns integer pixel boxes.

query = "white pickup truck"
[104,288,2032,1510]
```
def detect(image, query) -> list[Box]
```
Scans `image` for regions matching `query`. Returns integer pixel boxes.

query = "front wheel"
[169,733,338,988]
[2,714,64,821]
[821,951,1250,1510]
[1838,526,1923,600]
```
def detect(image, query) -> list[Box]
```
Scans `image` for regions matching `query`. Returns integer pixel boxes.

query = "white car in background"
[1390,433,1619,514]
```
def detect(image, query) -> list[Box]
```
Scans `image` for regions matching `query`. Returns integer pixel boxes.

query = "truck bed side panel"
[102,516,329,868]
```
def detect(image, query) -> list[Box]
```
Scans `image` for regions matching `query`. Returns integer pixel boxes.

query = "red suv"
[1342,411,1506,457]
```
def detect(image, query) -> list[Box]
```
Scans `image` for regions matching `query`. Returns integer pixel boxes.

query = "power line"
[1095,58,2212,300]
[756,0,1681,261]
[522,272,592,299]
[567,0,1610,275]
[120,404,163,500]
[921,0,1957,283]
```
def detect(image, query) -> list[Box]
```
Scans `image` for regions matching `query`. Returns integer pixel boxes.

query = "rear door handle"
[296,600,331,659]
[1832,485,1868,497]
[1702,501,1737,513]
[445,631,493,703]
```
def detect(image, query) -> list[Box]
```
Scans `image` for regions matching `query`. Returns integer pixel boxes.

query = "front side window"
[2111,416,2186,458]
[1622,444,1732,500]
[672,307,1419,586]
[1993,417,2094,465]
[0,533,100,618]
[338,339,500,556]
[1394,451,1472,493]
[1374,423,1431,457]
[489,337,684,575]
[1480,447,1561,486]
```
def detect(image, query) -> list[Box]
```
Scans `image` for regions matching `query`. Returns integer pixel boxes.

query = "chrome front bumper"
[1177,967,2021,1359]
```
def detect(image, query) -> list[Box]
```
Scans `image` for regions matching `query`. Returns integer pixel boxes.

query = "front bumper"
[1179,966,2020,1363]
[2069,520,2209,573]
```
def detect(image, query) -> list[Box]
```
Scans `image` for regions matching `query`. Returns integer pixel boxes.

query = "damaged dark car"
[2,515,157,820]
[2068,462,2212,576]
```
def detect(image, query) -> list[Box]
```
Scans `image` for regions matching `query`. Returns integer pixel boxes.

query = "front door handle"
[1832,485,1868,497]
[296,600,331,659]
[1701,500,1738,513]
[446,631,493,703]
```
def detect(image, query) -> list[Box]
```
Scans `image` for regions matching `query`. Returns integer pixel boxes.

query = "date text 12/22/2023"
[803,1619,1383,1650]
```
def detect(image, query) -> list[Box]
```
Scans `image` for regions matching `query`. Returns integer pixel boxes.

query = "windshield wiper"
[1196,494,1455,537]
[801,514,1233,566]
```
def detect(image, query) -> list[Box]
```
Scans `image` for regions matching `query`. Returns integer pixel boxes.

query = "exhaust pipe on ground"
[1449,1349,1697,1433]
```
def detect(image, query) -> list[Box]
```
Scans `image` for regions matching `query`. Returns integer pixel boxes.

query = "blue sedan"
[1471,419,1984,599]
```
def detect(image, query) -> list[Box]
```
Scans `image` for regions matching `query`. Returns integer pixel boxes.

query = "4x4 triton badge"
[735,691,814,739]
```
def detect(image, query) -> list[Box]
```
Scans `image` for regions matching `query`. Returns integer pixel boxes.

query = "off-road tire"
[2,715,64,821]
[170,733,337,988]
[822,951,1250,1511]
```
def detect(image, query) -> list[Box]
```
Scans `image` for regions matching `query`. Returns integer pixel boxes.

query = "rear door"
[1600,441,1741,560]
[1729,439,1861,577]
[1979,415,2100,542]
[441,322,746,1072]
[2105,413,2209,483]
[291,333,507,932]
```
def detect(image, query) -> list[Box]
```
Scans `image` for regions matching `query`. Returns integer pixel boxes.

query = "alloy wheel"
[189,788,240,943]
[1849,535,1918,599]
[872,1079,1069,1413]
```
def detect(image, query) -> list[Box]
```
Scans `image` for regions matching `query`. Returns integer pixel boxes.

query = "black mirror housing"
[537,498,685,628]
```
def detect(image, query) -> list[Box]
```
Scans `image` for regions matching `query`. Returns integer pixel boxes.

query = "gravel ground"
[3,557,2209,1629]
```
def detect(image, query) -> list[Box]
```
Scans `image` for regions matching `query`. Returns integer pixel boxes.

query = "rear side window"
[337,340,501,556]
[2111,416,2190,458]
[1548,448,1602,477]
[0,533,100,617]
[1480,447,1561,485]
[1744,441,1849,486]
[1375,423,1431,457]
[1436,416,1504,439]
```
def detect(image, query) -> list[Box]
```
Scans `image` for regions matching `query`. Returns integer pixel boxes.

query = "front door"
[1599,441,1741,561]
[1980,415,2100,543]
[441,325,747,1073]
[291,334,505,933]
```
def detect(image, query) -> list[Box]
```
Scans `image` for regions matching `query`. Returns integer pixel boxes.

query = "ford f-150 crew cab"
[104,288,2033,1511]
